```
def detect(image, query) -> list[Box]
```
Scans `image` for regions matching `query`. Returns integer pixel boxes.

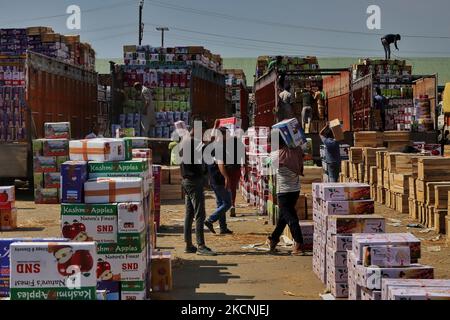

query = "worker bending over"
[381,34,401,60]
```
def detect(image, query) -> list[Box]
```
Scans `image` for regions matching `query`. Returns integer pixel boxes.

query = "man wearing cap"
[134,82,156,136]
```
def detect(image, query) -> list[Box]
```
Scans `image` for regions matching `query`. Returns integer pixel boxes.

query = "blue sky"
[1,0,450,58]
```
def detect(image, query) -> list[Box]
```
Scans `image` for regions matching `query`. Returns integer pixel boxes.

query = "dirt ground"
[2,188,449,300]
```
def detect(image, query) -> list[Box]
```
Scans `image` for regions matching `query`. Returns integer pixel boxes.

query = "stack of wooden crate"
[349,147,364,182]
[161,166,184,201]
[383,131,411,151]
[415,157,450,232]
[353,131,384,148]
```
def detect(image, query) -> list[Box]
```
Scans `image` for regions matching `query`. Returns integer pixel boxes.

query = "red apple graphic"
[0,191,8,203]
[51,246,93,277]
[97,259,113,281]
[62,222,77,239]
[72,220,86,233]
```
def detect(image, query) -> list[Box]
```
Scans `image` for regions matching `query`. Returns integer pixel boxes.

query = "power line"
[0,0,136,25]
[144,22,450,56]
[146,0,450,40]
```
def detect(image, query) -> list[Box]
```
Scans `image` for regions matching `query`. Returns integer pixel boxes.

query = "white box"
[363,245,411,267]
[97,251,147,282]
[84,177,143,204]
[118,202,145,234]
[10,242,97,300]
[69,138,126,161]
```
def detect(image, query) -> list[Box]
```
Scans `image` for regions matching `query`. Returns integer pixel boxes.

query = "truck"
[253,56,351,162]
[0,51,98,184]
[350,59,438,143]
[111,45,228,164]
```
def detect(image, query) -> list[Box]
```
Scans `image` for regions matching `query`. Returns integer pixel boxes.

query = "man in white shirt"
[277,84,293,121]
[134,82,156,136]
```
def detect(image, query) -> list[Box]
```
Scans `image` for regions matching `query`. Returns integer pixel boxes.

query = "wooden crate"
[349,147,364,163]
[341,160,350,178]
[376,150,388,170]
[376,169,384,188]
[160,184,183,200]
[434,209,447,234]
[434,186,450,210]
[358,163,364,182]
[354,131,384,148]
[370,185,377,200]
[383,170,390,189]
[369,166,378,185]
[417,202,425,225]
[409,177,416,199]
[385,189,391,208]
[376,187,385,204]
[383,131,410,142]
[396,193,409,214]
[409,199,418,220]
[426,206,435,229]
[391,173,411,195]
[418,157,450,181]
[445,145,450,158]
[386,152,404,173]
[446,217,450,241]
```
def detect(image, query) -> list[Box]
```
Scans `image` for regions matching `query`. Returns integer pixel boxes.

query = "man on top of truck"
[277,84,293,121]
[381,34,401,60]
[134,82,156,137]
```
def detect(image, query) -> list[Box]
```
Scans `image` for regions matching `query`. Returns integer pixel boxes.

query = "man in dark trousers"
[179,127,216,256]
[381,34,401,60]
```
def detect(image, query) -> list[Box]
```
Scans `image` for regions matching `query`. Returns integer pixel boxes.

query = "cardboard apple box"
[0,208,17,231]
[0,186,15,204]
[328,235,353,251]
[96,251,147,282]
[323,199,375,215]
[388,287,450,300]
[61,204,118,243]
[151,252,172,292]
[84,177,144,204]
[118,202,145,234]
[352,233,421,263]
[121,281,147,300]
[363,245,411,268]
[326,248,348,267]
[381,279,450,300]
[69,139,126,162]
[358,264,434,291]
[0,238,67,298]
[327,215,385,235]
[44,122,71,139]
[327,265,348,282]
[42,139,69,157]
[320,183,371,201]
[88,160,150,196]
[272,118,303,148]
[329,119,344,142]
[9,242,97,300]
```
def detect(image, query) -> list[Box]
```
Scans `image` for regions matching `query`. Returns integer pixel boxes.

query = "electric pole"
[139,0,144,45]
[156,27,169,48]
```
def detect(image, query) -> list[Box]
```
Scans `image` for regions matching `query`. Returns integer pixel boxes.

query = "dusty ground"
[2,188,449,300]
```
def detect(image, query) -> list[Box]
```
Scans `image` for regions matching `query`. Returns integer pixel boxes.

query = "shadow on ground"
[151,259,254,300]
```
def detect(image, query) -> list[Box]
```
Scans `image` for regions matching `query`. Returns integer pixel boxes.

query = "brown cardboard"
[329,119,344,142]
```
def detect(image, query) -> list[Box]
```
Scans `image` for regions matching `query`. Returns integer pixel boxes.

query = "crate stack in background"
[33,122,71,204]
[348,233,434,300]
[119,45,223,138]
[224,69,247,119]
[312,182,385,298]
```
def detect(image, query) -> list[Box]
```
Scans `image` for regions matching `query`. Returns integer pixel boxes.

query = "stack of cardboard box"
[33,122,71,204]
[312,182,385,298]
[348,233,434,300]
[58,137,154,300]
